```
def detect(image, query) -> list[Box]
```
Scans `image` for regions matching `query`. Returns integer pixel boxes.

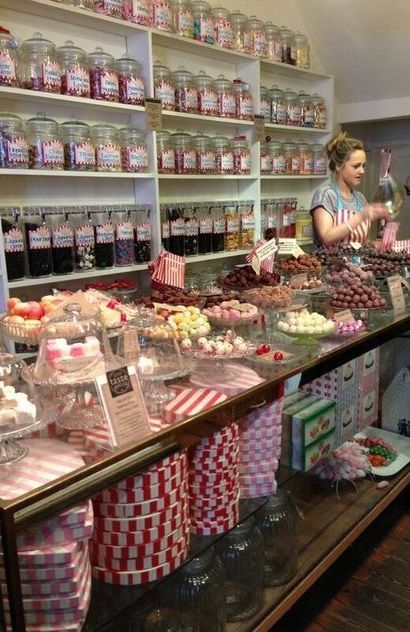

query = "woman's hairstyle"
[326,131,364,172]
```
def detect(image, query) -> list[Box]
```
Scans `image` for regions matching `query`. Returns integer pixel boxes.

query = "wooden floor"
[271,487,410,632]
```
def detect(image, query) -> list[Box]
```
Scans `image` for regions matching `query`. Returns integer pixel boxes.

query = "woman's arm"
[312,204,389,247]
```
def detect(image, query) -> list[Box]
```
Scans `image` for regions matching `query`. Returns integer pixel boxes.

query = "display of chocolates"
[329,282,387,310]
[325,261,373,286]
[217,265,278,289]
[277,253,321,273]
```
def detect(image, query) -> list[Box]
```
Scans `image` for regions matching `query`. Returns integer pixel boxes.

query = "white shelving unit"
[0,0,334,311]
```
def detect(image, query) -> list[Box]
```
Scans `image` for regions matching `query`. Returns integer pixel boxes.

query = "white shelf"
[158,175,257,180]
[0,169,155,178]
[8,264,149,289]
[186,250,249,264]
[260,58,332,81]
[161,110,252,127]
[264,123,330,135]
[260,175,328,180]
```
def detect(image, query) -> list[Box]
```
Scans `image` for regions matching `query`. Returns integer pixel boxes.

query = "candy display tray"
[355,426,410,476]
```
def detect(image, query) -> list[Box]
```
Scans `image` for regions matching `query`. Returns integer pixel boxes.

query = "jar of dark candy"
[113,206,135,266]
[47,208,75,275]
[197,203,212,254]
[71,207,96,272]
[117,126,148,173]
[1,208,25,280]
[122,0,152,25]
[26,113,64,170]
[152,0,174,32]
[114,55,145,105]
[160,204,170,251]
[167,204,185,256]
[132,205,151,263]
[18,32,61,93]
[192,1,214,44]
[211,202,225,252]
[0,27,18,87]
[184,206,199,256]
[60,119,95,171]
[172,67,198,113]
[57,40,90,98]
[92,0,122,17]
[87,47,119,102]
[23,207,53,277]
[0,113,29,169]
[153,61,175,110]
[280,26,296,65]
[156,130,175,174]
[92,208,115,269]
[171,0,194,38]
[91,123,121,172]
[172,131,196,174]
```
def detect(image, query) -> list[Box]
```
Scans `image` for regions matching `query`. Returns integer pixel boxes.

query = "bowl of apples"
[0,295,66,344]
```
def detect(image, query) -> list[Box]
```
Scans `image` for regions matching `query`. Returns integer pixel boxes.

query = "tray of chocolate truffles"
[276,253,322,274]
[329,281,388,311]
[325,261,374,287]
[217,265,278,290]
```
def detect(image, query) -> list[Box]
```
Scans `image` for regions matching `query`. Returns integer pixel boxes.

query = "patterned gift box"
[357,347,380,389]
[357,379,380,431]
[334,388,359,447]
[303,359,358,400]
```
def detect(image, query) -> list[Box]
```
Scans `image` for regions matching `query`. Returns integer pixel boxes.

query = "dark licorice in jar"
[52,245,73,274]
[134,226,151,263]
[95,242,114,268]
[1,218,25,280]
[25,222,52,277]
[168,206,185,256]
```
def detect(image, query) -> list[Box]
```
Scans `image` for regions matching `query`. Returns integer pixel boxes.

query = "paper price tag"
[387,274,406,314]
[333,309,354,323]
[255,238,278,262]
[253,115,266,143]
[350,242,362,250]
[145,98,163,131]
[277,238,305,258]
[251,254,261,275]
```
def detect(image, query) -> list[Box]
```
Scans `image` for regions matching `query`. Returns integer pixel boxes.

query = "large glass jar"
[215,517,264,622]
[57,40,90,98]
[197,203,212,253]
[269,85,286,125]
[239,201,255,248]
[212,7,234,49]
[232,136,251,175]
[194,71,218,117]
[298,90,314,128]
[114,56,145,105]
[60,119,95,171]
[91,123,121,172]
[260,85,271,120]
[47,208,74,275]
[214,75,236,118]
[298,140,313,175]
[255,488,301,586]
[167,204,185,256]
[113,206,135,266]
[132,205,151,263]
[18,32,61,93]
[156,130,175,173]
[1,208,25,280]
[311,142,327,175]
[295,32,310,69]
[171,0,194,38]
[92,0,121,16]
[153,61,175,110]
[117,126,148,173]
[26,113,64,170]
[233,79,253,120]
[70,208,95,272]
[224,202,239,251]
[244,16,267,58]
[172,131,196,174]
[280,27,296,65]
[0,113,29,169]
[269,139,285,175]
[260,141,272,174]
[192,1,214,44]
[211,136,233,174]
[92,207,115,269]
[311,93,328,129]
[122,0,152,26]
[192,132,215,174]
[87,47,119,102]
[184,206,199,256]
[152,0,174,32]
[265,22,282,62]
[284,88,301,126]
[230,11,248,52]
[173,67,198,113]
[283,139,299,174]
[0,27,18,87]
[23,207,53,277]
[211,202,225,252]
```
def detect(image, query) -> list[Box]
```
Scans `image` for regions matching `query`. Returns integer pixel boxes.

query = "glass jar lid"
[269,84,284,98]
[26,112,59,134]
[229,11,248,25]
[265,22,280,36]
[117,126,145,144]
[56,40,87,63]
[0,112,24,132]
[20,32,56,55]
[156,130,172,142]
[60,119,91,139]
[193,70,214,87]
[153,60,172,77]
[87,47,115,67]
[172,131,193,147]
[192,0,211,12]
[210,135,231,148]
[0,27,18,50]
[214,74,233,90]
[284,88,297,102]
[246,15,265,29]
[233,79,250,92]
[114,55,142,74]
[172,66,194,84]
[90,123,118,141]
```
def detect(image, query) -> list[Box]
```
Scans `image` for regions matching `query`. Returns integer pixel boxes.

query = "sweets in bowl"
[277,307,336,336]
[203,300,258,322]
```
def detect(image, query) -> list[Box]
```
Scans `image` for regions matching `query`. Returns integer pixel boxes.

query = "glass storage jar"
[230,11,248,52]
[284,88,301,126]
[311,93,327,129]
[1,208,25,280]
[156,130,175,173]
[211,202,225,252]
[239,201,255,248]
[172,131,196,174]
[260,141,272,174]
[194,71,218,117]
[18,32,61,93]
[167,204,185,256]
[113,206,135,265]
[269,139,285,175]
[197,203,213,253]
[184,206,199,256]
[295,206,313,242]
[153,61,175,110]
[91,123,121,172]
[233,79,253,120]
[23,207,53,277]
[132,205,151,263]
[244,16,267,57]
[114,55,145,105]
[152,0,174,32]
[92,0,122,16]
[70,208,96,271]
[283,139,299,174]
[232,136,251,175]
[280,27,296,65]
[60,119,95,171]
[295,32,310,69]
[265,22,282,62]
[211,136,233,174]
[212,7,234,49]
[92,207,115,269]
[57,40,90,98]
[224,202,239,251]
[117,126,148,173]
[122,0,152,26]
[311,142,327,175]
[259,85,271,120]
[87,47,119,102]
[171,0,194,38]
[26,113,64,170]
[192,132,216,174]
[215,516,264,622]
[0,112,29,169]
[0,27,18,87]
[269,85,286,125]
[298,90,314,127]
[298,140,313,175]
[192,1,214,44]
[173,67,198,113]
[214,75,236,118]
[255,488,301,586]
[47,207,75,275]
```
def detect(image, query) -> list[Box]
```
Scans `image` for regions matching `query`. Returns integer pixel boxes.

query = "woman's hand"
[364,203,390,222]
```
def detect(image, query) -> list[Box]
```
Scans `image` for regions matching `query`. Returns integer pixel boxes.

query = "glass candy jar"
[298,140,313,175]
[280,27,296,65]
[230,11,248,52]
[171,0,194,38]
[60,119,95,171]
[26,113,64,170]
[214,75,236,118]
[232,136,251,175]
[113,206,135,266]
[298,90,314,128]
[192,132,215,174]
[18,32,61,93]
[295,32,310,69]
[215,517,264,622]
[132,205,151,263]
[122,0,152,26]
[255,488,301,586]
[47,207,75,275]
[172,131,196,174]
[115,56,145,105]
[152,0,174,32]
[211,136,233,175]
[153,61,175,110]
[283,139,299,175]
[311,142,327,175]
[224,202,239,251]
[244,16,267,57]
[194,71,218,117]
[87,47,119,102]
[70,208,96,272]
[23,207,52,277]
[212,7,234,49]
[265,22,282,62]
[192,1,214,44]
[269,140,285,174]
[184,206,199,256]
[233,79,253,120]
[0,112,29,169]
[260,141,272,174]
[1,208,25,280]
[284,88,301,127]
[117,126,148,173]
[173,67,198,113]
[312,93,327,129]
[156,130,175,173]
[0,27,18,87]
[57,40,90,98]
[92,208,115,269]
[92,0,122,16]
[91,123,121,172]
[197,203,213,253]
[269,85,286,125]
[259,85,271,120]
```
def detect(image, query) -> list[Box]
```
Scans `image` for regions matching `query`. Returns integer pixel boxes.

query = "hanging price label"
[387,274,406,314]
[277,238,305,258]
[145,98,163,131]
[253,115,266,143]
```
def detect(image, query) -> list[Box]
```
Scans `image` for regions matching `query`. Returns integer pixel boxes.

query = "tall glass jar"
[224,202,239,251]
[211,202,225,252]
[311,142,327,175]
[260,141,272,174]
[233,79,253,120]
[132,205,151,263]
[87,47,119,102]
[298,90,314,128]
[212,7,234,49]
[152,0,174,32]
[311,93,327,129]
[215,516,264,622]
[260,85,271,120]
[91,123,121,172]
[26,113,64,170]
[18,32,61,93]
[184,205,199,256]
[295,32,310,69]
[211,136,233,174]
[70,208,95,272]
[23,207,53,277]
[92,207,115,269]
[168,204,185,256]
[298,141,313,175]
[60,119,95,171]
[265,22,282,62]
[173,67,198,113]
[239,201,255,248]
[172,131,196,174]
[117,126,148,173]
[0,113,29,169]
[47,207,75,275]
[197,203,212,254]
[57,40,90,98]
[244,16,267,57]
[230,11,248,52]
[153,61,175,110]
[114,56,145,105]
[192,1,214,44]
[283,139,299,174]
[192,132,216,174]
[269,140,285,175]
[269,85,286,125]
[156,130,175,173]
[284,88,301,126]
[0,27,18,87]
[280,27,296,65]
[160,204,170,251]
[92,0,122,16]
[122,0,152,26]
[113,206,135,266]
[255,488,301,586]
[232,136,251,175]
[171,0,194,38]
[194,71,218,117]
[214,75,236,118]
[1,208,25,280]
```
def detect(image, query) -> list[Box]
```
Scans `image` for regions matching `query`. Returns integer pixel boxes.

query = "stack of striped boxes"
[0,439,93,631]
[190,363,264,397]
[90,451,190,586]
[357,348,380,431]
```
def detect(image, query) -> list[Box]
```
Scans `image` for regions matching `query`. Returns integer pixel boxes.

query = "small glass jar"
[224,202,239,251]
[122,0,152,26]
[284,88,301,127]
[152,0,174,32]
[211,203,225,252]
[265,22,282,62]
[171,0,194,38]
[173,67,198,113]
[156,130,175,173]
[311,142,327,175]
[18,32,61,93]
[0,27,18,87]
[295,32,310,69]
[92,207,115,269]
[87,47,119,102]
[0,113,29,169]
[298,90,314,128]
[230,11,247,52]
[70,208,95,272]
[298,140,313,175]
[132,205,151,263]
[233,79,253,120]
[197,204,213,253]
[232,136,251,175]
[113,206,135,265]
[60,119,95,171]
[215,517,264,622]
[117,126,148,173]
[283,139,299,175]
[184,206,199,256]
[269,139,285,174]
[194,71,218,117]
[153,61,175,110]
[47,208,75,275]
[244,16,267,57]
[172,131,196,174]
[26,113,64,170]
[260,141,272,174]
[1,208,25,280]
[214,75,236,118]
[57,40,90,98]
[211,136,233,174]
[311,93,328,129]
[239,201,255,248]
[167,204,185,256]
[269,85,286,125]
[92,0,122,17]
[192,1,214,44]
[23,207,53,277]
[259,85,271,120]
[212,7,234,49]
[192,132,216,174]
[280,27,296,65]
[115,56,145,105]
[91,123,121,172]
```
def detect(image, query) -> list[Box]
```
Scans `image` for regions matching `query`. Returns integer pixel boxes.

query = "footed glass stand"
[0,415,46,465]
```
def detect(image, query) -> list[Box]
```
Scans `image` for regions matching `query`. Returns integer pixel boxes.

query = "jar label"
[42,140,64,166]
[126,146,148,169]
[4,227,24,252]
[96,223,114,244]
[260,154,272,172]
[239,153,251,171]
[199,151,216,172]
[28,226,51,250]
[6,137,29,165]
[220,152,234,172]
[303,108,314,126]
[199,90,218,114]
[0,52,16,81]
[199,218,213,233]
[74,142,95,167]
[75,224,94,246]
[241,214,255,231]
[260,100,271,119]
[136,223,151,241]
[276,103,287,124]
[102,0,121,10]
[287,105,301,125]
[313,157,327,174]
[220,94,236,115]
[116,221,133,241]
[291,157,300,172]
[272,155,285,172]
[238,96,253,117]
[183,150,196,171]
[184,88,198,110]
[304,157,313,173]
[52,224,74,248]
[170,220,185,236]
[268,214,278,229]
[175,10,194,36]
[160,149,175,170]
[42,61,61,87]
[162,222,170,238]
[302,224,313,238]
[153,5,173,28]
[226,218,239,233]
[126,76,145,101]
[101,71,119,98]
[213,217,225,233]
[253,31,267,56]
[319,110,327,127]
[195,17,214,40]
[155,80,175,107]
[215,22,234,47]
[66,66,90,96]
[131,0,151,22]
[96,144,121,168]
[268,41,282,61]
[185,219,199,237]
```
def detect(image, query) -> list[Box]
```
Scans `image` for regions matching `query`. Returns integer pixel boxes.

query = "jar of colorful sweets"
[284,88,301,126]
[117,126,148,173]
[71,207,96,272]
[260,141,272,174]
[1,208,25,280]
[232,136,251,175]
[265,22,282,62]
[87,47,119,102]
[269,85,286,125]
[194,71,218,117]
[295,32,310,69]
[0,27,18,87]
[192,132,216,174]
[311,93,328,129]
[92,0,122,17]
[311,143,327,175]
[239,201,255,248]
[171,0,194,38]
[230,11,248,52]
[269,140,285,174]
[173,67,198,113]
[233,79,253,120]
[57,40,90,98]
[214,75,236,118]
[91,123,121,172]
[211,7,234,49]
[153,61,175,110]
[122,0,152,25]
[259,85,271,120]
[47,208,75,275]
[156,130,175,173]
[114,56,145,105]
[297,140,313,175]
[113,206,135,266]
[152,0,174,32]
[26,113,64,170]
[224,202,240,251]
[244,16,267,57]
[18,33,61,93]
[60,119,95,172]
[298,90,314,127]
[172,131,196,174]
[282,139,299,175]
[211,136,233,174]
[192,1,214,44]
[23,207,53,277]
[0,112,29,169]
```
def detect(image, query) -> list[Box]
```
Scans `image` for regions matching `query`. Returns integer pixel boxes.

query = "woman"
[310,132,389,247]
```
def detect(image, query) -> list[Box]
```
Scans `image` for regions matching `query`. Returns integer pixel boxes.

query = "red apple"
[6,297,21,314]
[27,303,44,320]
[13,302,31,319]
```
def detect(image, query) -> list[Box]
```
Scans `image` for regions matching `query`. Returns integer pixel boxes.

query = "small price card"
[95,365,151,448]
[350,242,362,250]
[250,238,277,274]
[333,309,354,323]
[387,274,406,314]
[145,98,163,131]
[253,115,266,142]
[277,238,305,258]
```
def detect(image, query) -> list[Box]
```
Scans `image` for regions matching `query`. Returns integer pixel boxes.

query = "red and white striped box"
[163,388,227,424]
[190,362,264,397]
[17,506,94,550]
[89,525,187,561]
[0,541,85,569]
[357,379,380,431]
[357,347,380,389]
[240,478,277,499]
[92,485,187,519]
